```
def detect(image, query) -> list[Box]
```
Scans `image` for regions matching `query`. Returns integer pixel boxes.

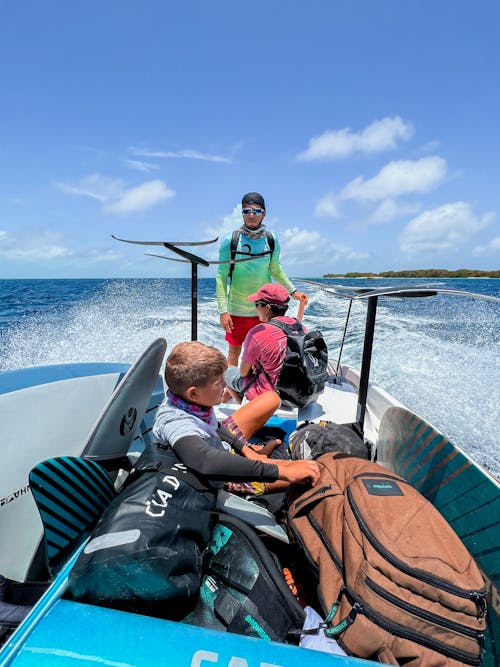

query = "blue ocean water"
[1,277,499,475]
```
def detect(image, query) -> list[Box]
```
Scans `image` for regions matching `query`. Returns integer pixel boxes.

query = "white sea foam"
[1,279,498,475]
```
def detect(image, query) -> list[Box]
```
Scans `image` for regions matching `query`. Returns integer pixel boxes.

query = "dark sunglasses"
[255,301,269,308]
[242,208,264,215]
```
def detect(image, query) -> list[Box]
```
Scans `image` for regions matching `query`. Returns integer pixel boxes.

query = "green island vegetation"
[323,269,500,278]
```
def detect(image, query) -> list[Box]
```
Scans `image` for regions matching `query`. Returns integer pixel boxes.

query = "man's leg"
[227,344,242,367]
[225,315,260,366]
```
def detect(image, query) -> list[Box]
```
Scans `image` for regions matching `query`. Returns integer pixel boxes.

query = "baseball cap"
[248,283,290,307]
[241,192,265,209]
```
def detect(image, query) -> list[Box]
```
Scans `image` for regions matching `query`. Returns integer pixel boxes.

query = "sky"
[1,0,499,279]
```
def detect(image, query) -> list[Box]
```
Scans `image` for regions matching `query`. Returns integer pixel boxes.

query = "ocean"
[1,277,499,476]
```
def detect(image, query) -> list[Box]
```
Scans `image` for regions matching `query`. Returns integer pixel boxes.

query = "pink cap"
[248,283,290,307]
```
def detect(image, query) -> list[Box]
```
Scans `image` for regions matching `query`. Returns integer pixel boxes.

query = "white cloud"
[204,204,244,258]
[104,180,175,214]
[56,173,123,202]
[130,147,232,164]
[400,202,494,256]
[417,140,441,154]
[473,236,500,256]
[367,198,422,224]
[315,194,340,218]
[57,174,175,214]
[0,230,74,261]
[85,248,122,263]
[340,156,447,202]
[297,116,414,161]
[280,227,369,264]
[124,159,159,172]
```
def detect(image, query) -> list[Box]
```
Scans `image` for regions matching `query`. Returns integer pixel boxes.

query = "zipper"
[286,518,320,579]
[342,586,483,666]
[353,471,407,483]
[365,576,483,639]
[292,484,333,511]
[347,484,487,611]
[308,513,343,575]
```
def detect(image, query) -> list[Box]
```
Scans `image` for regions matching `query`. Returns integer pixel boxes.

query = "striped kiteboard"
[29,457,116,575]
[377,406,500,667]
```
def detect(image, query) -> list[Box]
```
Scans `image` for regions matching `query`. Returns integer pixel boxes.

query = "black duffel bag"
[289,420,369,461]
[67,443,216,619]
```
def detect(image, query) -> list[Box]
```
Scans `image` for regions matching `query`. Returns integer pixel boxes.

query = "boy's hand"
[278,460,320,485]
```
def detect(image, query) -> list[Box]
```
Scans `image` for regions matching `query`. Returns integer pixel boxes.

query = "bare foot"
[251,438,282,456]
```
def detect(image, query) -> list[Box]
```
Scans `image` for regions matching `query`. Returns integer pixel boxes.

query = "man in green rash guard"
[216,192,308,367]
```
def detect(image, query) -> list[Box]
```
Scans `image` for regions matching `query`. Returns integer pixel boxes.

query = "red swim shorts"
[225,314,261,346]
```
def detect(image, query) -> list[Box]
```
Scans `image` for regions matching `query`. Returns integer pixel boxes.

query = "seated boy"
[153,341,319,493]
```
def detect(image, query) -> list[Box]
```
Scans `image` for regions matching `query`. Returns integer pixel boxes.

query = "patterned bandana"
[167,389,216,426]
[240,223,267,240]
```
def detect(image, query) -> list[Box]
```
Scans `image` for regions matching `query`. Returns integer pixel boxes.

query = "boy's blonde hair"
[165,341,227,396]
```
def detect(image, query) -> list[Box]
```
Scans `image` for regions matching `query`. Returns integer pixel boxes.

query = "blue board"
[8,599,370,667]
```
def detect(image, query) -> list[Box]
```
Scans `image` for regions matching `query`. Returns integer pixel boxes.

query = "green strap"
[324,603,361,637]
[324,601,340,624]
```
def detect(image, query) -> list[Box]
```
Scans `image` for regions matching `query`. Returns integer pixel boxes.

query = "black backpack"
[228,229,275,281]
[182,514,305,642]
[266,319,328,408]
[289,421,369,460]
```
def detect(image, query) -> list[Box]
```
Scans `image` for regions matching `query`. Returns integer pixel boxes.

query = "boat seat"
[0,576,49,644]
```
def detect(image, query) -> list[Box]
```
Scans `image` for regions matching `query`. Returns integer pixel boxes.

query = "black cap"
[242,192,265,209]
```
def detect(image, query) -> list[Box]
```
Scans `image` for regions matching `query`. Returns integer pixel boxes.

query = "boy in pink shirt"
[225,283,305,402]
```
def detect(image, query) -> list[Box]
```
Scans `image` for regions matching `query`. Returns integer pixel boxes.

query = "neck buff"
[240,223,267,240]
[167,389,216,426]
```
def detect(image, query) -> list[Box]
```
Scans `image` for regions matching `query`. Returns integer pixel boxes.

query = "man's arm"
[215,235,231,314]
[269,235,308,304]
[239,329,259,377]
[239,360,253,377]
[268,235,295,293]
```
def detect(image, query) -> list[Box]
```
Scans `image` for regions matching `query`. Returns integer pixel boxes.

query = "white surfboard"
[0,338,167,581]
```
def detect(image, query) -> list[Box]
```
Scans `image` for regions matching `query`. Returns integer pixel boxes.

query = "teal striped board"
[29,457,116,574]
[377,406,499,667]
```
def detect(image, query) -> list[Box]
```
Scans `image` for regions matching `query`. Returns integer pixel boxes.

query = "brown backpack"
[286,454,487,666]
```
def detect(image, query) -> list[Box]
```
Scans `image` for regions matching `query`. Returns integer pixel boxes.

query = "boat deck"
[215,374,380,447]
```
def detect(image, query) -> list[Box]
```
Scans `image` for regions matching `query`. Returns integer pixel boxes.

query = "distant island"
[323,269,500,278]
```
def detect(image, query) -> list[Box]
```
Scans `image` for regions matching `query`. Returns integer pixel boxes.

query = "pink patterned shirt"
[241,316,302,400]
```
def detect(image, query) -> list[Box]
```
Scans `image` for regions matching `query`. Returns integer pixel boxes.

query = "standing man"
[216,192,308,366]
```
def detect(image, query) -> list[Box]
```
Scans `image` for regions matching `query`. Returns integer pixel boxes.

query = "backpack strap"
[228,230,275,282]
[228,230,240,282]
[267,318,304,335]
[265,230,275,259]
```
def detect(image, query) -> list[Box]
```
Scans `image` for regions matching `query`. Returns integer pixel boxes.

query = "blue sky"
[1,0,499,279]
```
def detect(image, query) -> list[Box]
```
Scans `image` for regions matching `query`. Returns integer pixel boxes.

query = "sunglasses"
[242,208,264,215]
[255,301,269,308]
